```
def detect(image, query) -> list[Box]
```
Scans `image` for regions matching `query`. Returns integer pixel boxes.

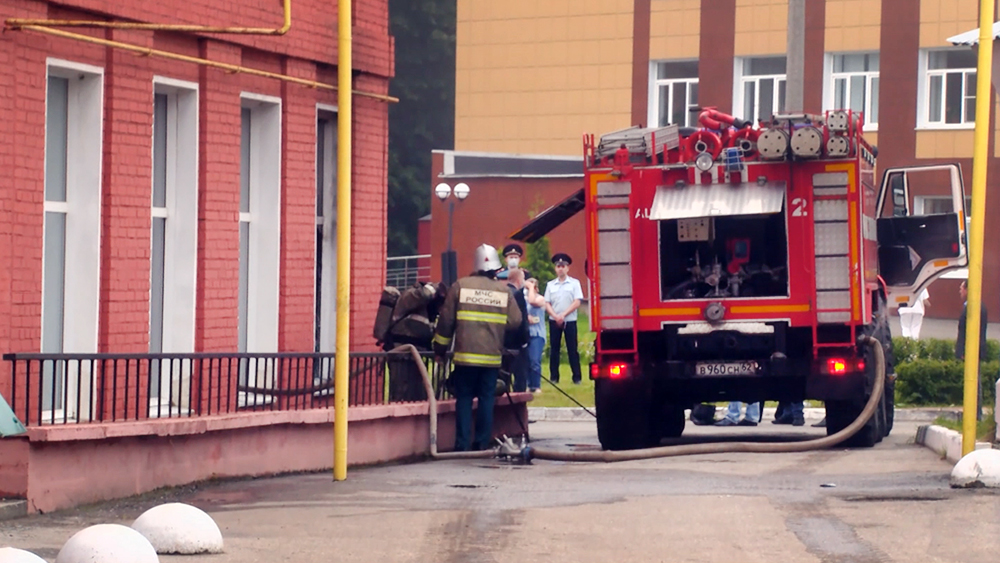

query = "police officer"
[433,244,523,451]
[497,243,530,281]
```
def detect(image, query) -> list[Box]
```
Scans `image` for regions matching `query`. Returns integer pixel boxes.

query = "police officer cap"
[552,253,572,266]
[502,243,523,257]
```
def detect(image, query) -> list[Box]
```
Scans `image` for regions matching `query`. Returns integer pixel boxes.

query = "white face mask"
[506,256,520,268]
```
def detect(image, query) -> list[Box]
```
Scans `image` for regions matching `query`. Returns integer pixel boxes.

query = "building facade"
[437,0,999,319]
[0,0,392,402]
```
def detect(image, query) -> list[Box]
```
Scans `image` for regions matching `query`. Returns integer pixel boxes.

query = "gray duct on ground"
[404,336,885,463]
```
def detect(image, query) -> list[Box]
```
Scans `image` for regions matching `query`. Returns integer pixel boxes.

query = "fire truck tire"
[655,404,686,439]
[882,376,896,436]
[826,398,881,447]
[595,382,656,450]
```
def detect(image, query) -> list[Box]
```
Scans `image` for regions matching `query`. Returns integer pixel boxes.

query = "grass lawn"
[932,413,997,443]
[527,365,596,408]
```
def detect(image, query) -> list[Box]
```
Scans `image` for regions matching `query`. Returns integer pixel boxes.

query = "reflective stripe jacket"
[432,274,523,367]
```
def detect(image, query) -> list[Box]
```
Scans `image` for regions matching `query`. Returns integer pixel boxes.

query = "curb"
[527,406,962,422]
[914,424,993,464]
[0,499,27,521]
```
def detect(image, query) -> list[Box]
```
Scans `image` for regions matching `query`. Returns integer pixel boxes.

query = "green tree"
[387,0,456,256]
[522,236,556,290]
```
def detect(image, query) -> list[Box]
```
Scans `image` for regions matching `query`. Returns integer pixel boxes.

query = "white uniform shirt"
[544,275,584,322]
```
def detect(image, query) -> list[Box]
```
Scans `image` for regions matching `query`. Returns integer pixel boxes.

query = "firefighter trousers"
[453,365,499,451]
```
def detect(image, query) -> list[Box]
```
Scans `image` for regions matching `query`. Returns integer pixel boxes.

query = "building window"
[650,61,699,127]
[239,94,282,405]
[829,53,879,129]
[736,57,786,125]
[150,79,198,414]
[315,109,338,354]
[42,61,104,421]
[922,49,977,127]
[915,195,971,215]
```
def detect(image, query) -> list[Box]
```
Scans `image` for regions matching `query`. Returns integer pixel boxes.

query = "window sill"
[915,124,975,131]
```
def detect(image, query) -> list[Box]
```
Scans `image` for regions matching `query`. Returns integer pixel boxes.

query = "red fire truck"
[512,109,969,450]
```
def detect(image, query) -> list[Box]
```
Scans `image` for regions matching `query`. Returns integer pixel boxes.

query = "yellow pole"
[333,0,352,481]
[962,0,994,456]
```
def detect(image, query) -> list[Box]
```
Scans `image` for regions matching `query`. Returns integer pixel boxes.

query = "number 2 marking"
[791,198,808,217]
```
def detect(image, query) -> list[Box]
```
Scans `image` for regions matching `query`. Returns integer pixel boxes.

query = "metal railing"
[386,254,432,289]
[2,350,451,427]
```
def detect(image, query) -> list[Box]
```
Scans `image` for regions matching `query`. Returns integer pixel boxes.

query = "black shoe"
[792,417,805,426]
[737,419,758,427]
[811,417,827,428]
[772,416,793,425]
[572,379,582,385]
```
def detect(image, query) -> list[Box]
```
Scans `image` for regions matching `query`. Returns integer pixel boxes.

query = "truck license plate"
[695,361,759,376]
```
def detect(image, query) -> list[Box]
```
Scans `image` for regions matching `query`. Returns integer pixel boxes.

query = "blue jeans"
[775,401,804,421]
[527,336,545,389]
[453,365,499,451]
[722,401,760,423]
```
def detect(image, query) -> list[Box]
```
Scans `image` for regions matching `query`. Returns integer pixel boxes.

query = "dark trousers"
[453,365,499,451]
[549,320,581,383]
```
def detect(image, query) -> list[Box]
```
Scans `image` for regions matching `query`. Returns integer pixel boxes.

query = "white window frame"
[918,49,977,130]
[149,77,199,415]
[734,57,786,125]
[42,59,104,423]
[824,52,880,131]
[648,60,700,128]
[238,93,282,406]
[315,104,338,355]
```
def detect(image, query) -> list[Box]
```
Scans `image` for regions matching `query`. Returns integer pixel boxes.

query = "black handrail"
[2,350,451,427]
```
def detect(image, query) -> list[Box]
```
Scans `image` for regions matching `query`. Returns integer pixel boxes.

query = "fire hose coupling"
[704,301,726,323]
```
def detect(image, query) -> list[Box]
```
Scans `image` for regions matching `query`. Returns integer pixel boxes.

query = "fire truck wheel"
[826,397,882,447]
[655,404,686,439]
[595,381,656,450]
[882,376,895,436]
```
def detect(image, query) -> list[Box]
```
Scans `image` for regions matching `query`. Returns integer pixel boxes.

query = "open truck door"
[876,164,968,308]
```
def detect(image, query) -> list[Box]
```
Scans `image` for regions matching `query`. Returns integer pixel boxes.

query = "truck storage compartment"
[659,212,789,300]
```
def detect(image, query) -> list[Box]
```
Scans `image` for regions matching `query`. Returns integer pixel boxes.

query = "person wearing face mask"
[497,244,530,281]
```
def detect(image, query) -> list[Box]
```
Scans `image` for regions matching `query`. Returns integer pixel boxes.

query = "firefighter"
[433,244,523,451]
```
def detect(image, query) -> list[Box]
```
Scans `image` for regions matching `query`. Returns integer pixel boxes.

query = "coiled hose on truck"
[400,335,885,463]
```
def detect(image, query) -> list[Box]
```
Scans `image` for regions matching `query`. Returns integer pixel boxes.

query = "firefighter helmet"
[474,244,502,272]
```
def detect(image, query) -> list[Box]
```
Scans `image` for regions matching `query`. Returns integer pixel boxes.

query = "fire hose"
[401,334,885,462]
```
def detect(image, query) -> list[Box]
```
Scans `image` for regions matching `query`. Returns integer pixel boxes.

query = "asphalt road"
[3,420,999,563]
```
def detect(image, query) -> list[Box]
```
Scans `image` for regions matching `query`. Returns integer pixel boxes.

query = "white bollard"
[0,547,48,563]
[55,524,158,563]
[951,448,1000,488]
[131,503,223,554]
[995,378,999,443]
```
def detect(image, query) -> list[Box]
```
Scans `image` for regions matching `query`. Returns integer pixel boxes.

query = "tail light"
[590,362,632,380]
[825,358,865,375]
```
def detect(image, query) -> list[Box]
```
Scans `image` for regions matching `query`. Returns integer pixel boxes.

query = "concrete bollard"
[131,503,224,554]
[55,524,158,563]
[951,448,1000,488]
[0,547,48,563]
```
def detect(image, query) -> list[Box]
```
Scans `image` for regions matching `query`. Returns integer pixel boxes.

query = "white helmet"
[474,244,502,272]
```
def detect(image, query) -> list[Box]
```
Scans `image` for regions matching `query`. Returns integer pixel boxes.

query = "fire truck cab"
[512,109,968,450]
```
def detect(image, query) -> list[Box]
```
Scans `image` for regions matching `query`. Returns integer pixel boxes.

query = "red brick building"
[0,0,391,402]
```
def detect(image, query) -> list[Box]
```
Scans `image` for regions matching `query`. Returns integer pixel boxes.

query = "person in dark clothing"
[504,268,531,392]
[956,280,988,419]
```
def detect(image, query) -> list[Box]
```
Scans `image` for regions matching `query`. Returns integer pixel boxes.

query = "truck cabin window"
[659,212,789,300]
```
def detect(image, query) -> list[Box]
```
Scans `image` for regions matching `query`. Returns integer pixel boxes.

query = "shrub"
[895,358,997,407]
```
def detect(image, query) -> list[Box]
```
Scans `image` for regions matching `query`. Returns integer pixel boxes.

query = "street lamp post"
[435,182,470,287]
